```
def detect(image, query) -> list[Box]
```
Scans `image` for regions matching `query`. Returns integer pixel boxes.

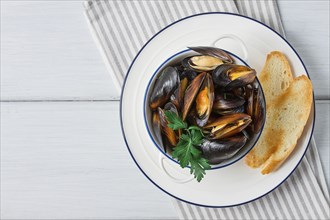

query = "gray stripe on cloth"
[195,206,205,219]
[101,2,134,61]
[282,181,301,219]
[96,2,130,67]
[173,199,185,220]
[300,161,329,218]
[292,168,318,219]
[204,207,214,220]
[277,185,296,219]
[106,1,138,55]
[257,199,271,219]
[84,1,330,219]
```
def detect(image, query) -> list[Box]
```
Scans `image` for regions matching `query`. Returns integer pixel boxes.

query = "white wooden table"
[1,1,329,219]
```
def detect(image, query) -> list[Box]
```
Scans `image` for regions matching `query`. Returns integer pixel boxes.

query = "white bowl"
[144,48,266,170]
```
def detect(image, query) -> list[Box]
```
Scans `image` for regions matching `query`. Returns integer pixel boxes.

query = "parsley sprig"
[164,111,211,182]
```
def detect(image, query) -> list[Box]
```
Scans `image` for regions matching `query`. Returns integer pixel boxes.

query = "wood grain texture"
[278,0,330,99]
[1,1,329,100]
[0,101,177,219]
[1,101,329,219]
[1,1,119,101]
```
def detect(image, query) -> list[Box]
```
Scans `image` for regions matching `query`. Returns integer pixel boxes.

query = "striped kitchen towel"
[84,1,330,219]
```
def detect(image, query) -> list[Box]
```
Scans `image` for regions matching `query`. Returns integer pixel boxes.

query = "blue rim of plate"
[120,12,316,208]
[143,48,266,170]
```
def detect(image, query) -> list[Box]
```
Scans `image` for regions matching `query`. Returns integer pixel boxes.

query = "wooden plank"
[278,0,330,99]
[0,101,176,219]
[1,1,329,100]
[1,1,120,101]
[1,101,329,219]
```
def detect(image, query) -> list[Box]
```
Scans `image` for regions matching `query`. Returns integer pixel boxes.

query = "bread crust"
[260,75,312,174]
[245,51,294,168]
[245,51,313,175]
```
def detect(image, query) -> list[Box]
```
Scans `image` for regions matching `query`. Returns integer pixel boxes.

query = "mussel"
[170,77,188,110]
[246,82,264,133]
[152,111,163,148]
[213,64,256,90]
[180,69,198,81]
[195,73,214,126]
[182,72,206,120]
[183,55,224,72]
[158,106,177,151]
[200,134,247,164]
[204,113,252,139]
[214,105,245,115]
[213,92,245,112]
[150,67,180,110]
[189,46,234,64]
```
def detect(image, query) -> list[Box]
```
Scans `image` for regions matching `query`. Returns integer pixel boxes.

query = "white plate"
[120,13,315,207]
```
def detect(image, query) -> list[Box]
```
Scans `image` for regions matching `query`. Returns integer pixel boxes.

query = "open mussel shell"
[214,105,245,115]
[213,64,256,90]
[170,77,188,111]
[213,92,245,111]
[195,73,214,127]
[246,83,264,133]
[188,46,234,64]
[158,107,177,151]
[152,111,163,148]
[150,67,180,110]
[187,55,224,72]
[204,113,252,139]
[200,134,247,164]
[182,72,206,120]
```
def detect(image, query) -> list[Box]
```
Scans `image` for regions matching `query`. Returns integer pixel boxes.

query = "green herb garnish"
[164,111,211,182]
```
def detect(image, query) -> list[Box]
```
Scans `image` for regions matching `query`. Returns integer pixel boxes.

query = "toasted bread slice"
[259,51,293,105]
[245,51,294,168]
[260,76,313,174]
[245,76,313,171]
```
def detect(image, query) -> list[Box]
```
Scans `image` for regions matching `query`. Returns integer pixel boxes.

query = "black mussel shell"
[213,105,245,115]
[213,92,245,111]
[158,107,177,149]
[180,70,198,81]
[212,64,256,90]
[195,73,214,127]
[204,113,252,139]
[188,46,234,63]
[245,82,265,133]
[182,72,206,120]
[150,67,180,110]
[152,111,163,148]
[170,77,188,111]
[200,134,247,164]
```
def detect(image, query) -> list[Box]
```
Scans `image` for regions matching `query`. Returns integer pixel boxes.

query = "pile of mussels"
[149,47,264,165]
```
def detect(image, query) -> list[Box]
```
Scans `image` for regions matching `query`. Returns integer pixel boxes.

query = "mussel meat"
[213,64,256,90]
[200,134,247,164]
[150,67,180,110]
[158,107,177,149]
[152,111,163,148]
[195,73,214,127]
[189,46,234,64]
[204,113,252,139]
[186,55,224,72]
[182,72,206,120]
